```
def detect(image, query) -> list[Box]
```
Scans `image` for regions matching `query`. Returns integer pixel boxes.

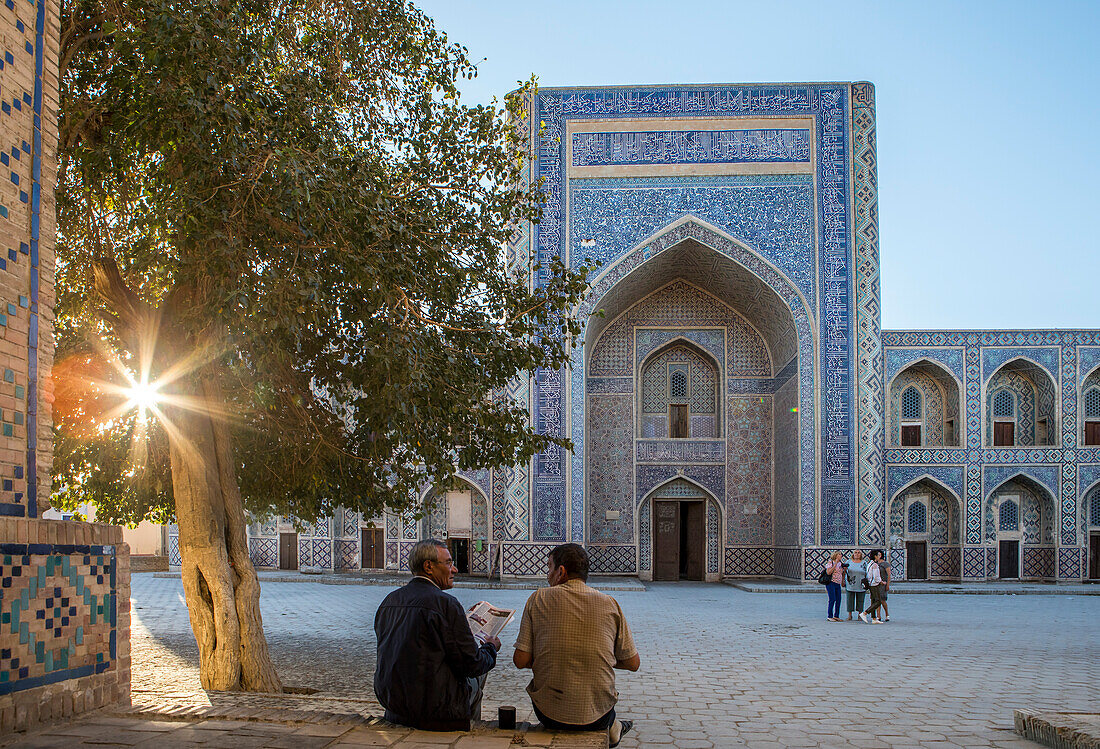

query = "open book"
[466,600,515,644]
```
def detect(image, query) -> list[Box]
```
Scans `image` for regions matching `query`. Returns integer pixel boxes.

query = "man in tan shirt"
[513,543,640,748]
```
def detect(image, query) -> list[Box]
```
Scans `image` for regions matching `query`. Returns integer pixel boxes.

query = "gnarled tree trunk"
[93,258,282,692]
[166,375,282,692]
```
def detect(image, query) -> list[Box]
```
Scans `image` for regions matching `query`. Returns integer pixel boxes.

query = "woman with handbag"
[824,551,845,621]
[843,549,867,621]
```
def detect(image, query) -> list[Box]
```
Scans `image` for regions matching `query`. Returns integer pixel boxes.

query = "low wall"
[0,518,131,734]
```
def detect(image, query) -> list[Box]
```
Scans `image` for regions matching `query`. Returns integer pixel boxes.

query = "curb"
[148,571,647,592]
[722,581,1100,595]
[1014,709,1100,748]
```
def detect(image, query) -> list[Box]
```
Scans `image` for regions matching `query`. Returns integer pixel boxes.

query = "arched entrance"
[887,477,962,580]
[421,480,491,576]
[639,478,723,582]
[985,474,1056,580]
[579,218,814,579]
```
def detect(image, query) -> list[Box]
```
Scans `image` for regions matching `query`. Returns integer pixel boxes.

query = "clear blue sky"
[415,1,1099,331]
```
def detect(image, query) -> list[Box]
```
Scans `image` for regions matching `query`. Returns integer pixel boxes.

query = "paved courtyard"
[130,574,1100,748]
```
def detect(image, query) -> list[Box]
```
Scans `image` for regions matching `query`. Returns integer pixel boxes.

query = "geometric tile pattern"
[589,545,636,574]
[586,395,634,544]
[334,540,358,571]
[962,546,985,579]
[725,396,772,545]
[929,546,960,579]
[852,82,885,547]
[1022,546,1054,579]
[1057,546,1083,579]
[247,537,278,568]
[708,501,721,575]
[774,547,801,580]
[724,546,773,577]
[502,543,558,577]
[0,545,117,694]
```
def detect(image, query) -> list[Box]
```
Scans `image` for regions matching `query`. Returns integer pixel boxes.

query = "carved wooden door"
[654,501,680,581]
[999,540,1019,578]
[906,541,927,580]
[361,528,383,569]
[279,532,298,570]
[682,501,705,580]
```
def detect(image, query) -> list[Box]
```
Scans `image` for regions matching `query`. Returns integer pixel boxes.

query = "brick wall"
[0,518,130,733]
[0,0,58,521]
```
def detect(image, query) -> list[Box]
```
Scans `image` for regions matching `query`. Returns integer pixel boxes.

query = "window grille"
[1085,387,1100,419]
[999,499,1019,532]
[1090,490,1100,527]
[907,501,927,534]
[669,369,688,401]
[901,387,921,420]
[992,389,1015,418]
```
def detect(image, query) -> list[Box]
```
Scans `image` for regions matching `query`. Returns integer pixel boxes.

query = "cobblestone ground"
[131,575,1100,748]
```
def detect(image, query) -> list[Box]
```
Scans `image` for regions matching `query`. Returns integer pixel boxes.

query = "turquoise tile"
[14,385,22,399]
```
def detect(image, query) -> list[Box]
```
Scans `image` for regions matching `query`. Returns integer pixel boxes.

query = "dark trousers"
[534,702,616,731]
[864,584,884,618]
[825,581,842,618]
[846,590,866,615]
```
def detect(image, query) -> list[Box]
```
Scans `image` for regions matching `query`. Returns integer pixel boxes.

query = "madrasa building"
[174,81,1100,584]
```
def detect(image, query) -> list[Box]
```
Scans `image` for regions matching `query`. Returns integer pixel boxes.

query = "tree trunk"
[166,373,283,692]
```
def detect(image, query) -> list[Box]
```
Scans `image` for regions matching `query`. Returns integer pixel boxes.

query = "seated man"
[513,543,640,748]
[374,538,500,730]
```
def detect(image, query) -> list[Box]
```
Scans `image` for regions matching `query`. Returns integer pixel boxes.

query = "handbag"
[817,568,831,585]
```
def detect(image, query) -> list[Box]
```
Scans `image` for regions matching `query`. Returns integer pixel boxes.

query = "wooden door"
[279,532,298,570]
[993,422,1015,446]
[1085,421,1100,446]
[670,405,689,438]
[901,425,922,446]
[361,528,383,569]
[999,540,1019,578]
[681,502,705,580]
[450,538,469,574]
[1089,533,1100,580]
[653,501,680,581]
[906,541,927,580]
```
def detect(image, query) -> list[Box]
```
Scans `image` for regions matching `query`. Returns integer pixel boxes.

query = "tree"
[54,0,589,692]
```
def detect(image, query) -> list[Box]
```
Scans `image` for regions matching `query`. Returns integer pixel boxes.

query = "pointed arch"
[575,216,817,548]
[888,358,962,447]
[985,357,1058,447]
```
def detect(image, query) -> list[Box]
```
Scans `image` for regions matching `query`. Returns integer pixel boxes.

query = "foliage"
[53,0,589,525]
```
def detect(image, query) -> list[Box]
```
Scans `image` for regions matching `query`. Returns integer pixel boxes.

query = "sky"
[414,1,1100,331]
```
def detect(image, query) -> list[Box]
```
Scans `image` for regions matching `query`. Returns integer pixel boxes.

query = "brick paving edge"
[1014,709,1100,748]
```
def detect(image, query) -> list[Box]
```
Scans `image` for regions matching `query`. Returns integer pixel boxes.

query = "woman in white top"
[859,550,886,623]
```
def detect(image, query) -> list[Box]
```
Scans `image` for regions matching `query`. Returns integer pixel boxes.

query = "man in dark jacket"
[374,538,500,730]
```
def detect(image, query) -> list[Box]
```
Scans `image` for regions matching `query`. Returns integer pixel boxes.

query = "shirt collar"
[413,574,440,589]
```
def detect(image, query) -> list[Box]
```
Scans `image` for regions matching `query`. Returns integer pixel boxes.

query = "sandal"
[610,719,634,748]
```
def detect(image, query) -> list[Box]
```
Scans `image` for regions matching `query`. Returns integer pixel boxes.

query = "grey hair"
[409,538,447,574]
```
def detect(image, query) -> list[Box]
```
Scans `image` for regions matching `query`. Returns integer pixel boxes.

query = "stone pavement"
[0,713,606,748]
[121,574,1100,748]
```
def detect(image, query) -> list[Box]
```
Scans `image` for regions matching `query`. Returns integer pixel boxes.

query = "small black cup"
[498,705,517,730]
